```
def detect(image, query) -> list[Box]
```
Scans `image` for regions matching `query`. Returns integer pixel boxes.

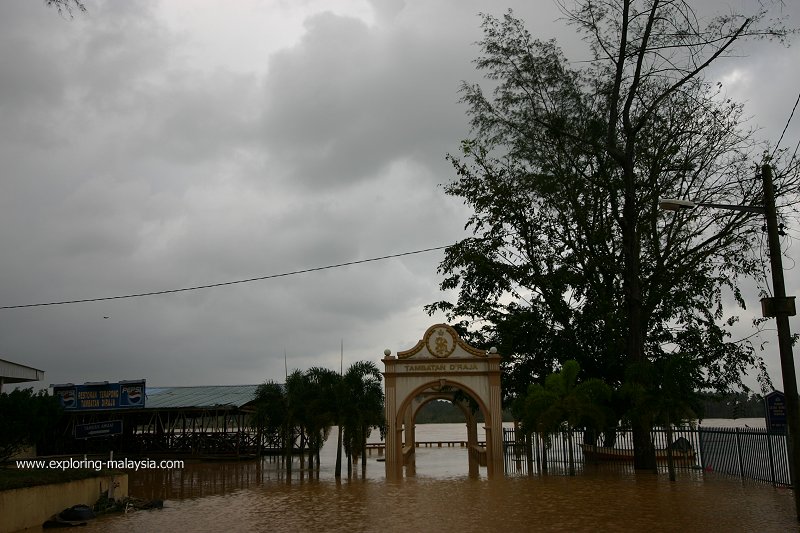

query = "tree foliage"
[341,361,385,478]
[45,0,86,17]
[428,1,799,469]
[430,3,797,402]
[622,353,704,478]
[518,360,611,475]
[0,388,61,462]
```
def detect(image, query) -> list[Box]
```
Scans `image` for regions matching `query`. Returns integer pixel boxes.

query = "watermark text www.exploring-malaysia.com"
[16,458,184,472]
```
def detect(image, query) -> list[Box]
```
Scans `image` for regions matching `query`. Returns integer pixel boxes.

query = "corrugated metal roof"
[0,358,45,384]
[144,385,261,409]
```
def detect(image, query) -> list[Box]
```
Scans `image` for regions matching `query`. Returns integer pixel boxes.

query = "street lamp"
[658,198,765,215]
[659,164,800,520]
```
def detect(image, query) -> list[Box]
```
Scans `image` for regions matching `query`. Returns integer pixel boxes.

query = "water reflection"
[88,464,797,533]
[130,458,287,500]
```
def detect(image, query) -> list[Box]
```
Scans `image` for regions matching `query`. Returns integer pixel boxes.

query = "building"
[0,358,45,393]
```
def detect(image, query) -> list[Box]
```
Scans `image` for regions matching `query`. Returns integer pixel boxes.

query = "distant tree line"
[415,400,514,424]
[699,392,767,419]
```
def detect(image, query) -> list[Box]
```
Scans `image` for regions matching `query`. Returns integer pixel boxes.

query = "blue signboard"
[75,420,123,439]
[53,380,146,411]
[765,390,787,433]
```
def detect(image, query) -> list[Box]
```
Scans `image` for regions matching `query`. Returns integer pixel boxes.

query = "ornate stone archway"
[382,324,503,478]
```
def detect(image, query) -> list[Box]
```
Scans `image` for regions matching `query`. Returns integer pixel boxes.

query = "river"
[26,422,800,532]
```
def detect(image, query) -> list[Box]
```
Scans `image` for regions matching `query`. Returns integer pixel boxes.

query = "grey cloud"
[367,0,406,21]
[259,11,472,190]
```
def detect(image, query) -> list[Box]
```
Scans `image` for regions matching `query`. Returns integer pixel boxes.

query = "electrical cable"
[0,245,449,310]
[772,89,800,158]
[791,136,800,164]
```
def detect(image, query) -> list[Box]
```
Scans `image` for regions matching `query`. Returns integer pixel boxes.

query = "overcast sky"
[1,0,798,393]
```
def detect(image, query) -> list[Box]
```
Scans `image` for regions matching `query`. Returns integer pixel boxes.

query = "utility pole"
[660,165,799,518]
[761,164,800,520]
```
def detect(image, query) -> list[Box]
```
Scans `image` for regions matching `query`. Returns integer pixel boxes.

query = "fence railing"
[503,426,791,487]
[698,427,790,486]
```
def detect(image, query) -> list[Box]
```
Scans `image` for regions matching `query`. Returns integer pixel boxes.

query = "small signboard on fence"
[765,390,787,433]
[75,420,123,439]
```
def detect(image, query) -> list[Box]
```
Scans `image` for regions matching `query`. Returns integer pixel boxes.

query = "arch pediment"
[397,323,487,359]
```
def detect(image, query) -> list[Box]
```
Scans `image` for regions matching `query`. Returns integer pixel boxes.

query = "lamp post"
[659,163,800,520]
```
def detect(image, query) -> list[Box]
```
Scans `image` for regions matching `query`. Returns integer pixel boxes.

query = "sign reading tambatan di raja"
[52,380,145,410]
[400,362,484,372]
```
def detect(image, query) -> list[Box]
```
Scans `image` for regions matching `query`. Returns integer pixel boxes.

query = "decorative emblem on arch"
[397,323,487,359]
[427,326,456,358]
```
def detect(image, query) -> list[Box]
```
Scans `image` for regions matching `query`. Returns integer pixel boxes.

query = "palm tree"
[251,381,287,460]
[283,369,314,476]
[521,360,610,475]
[334,374,344,479]
[342,361,385,478]
[252,362,383,480]
[304,367,339,473]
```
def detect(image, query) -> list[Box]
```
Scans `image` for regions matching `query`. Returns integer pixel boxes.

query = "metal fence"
[698,427,790,486]
[503,426,791,487]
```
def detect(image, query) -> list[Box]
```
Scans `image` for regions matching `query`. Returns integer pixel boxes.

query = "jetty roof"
[144,384,262,410]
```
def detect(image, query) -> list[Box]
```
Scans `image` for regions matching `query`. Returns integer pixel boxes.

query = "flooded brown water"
[19,424,800,532]
[85,462,797,532]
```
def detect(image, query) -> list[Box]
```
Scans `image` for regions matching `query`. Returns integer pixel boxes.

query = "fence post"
[735,427,744,480]
[767,430,777,486]
[526,431,534,475]
[698,427,706,470]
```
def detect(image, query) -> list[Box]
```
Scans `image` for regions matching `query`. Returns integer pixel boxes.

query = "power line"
[791,136,800,164]
[0,245,449,310]
[772,89,800,158]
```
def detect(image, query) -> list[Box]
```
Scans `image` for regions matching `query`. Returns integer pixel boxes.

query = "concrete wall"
[0,473,128,533]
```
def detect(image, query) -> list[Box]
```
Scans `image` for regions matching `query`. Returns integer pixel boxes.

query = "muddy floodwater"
[93,472,797,533]
[25,423,800,532]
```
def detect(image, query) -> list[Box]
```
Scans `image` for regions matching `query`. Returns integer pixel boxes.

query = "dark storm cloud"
[0,0,797,392]
[259,11,472,189]
[0,0,273,386]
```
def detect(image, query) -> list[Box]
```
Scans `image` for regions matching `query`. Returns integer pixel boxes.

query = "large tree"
[429,1,798,469]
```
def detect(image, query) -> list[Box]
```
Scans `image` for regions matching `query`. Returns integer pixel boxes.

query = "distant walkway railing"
[366,440,487,456]
[503,426,791,487]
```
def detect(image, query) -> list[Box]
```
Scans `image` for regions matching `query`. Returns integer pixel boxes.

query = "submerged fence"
[503,426,791,487]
